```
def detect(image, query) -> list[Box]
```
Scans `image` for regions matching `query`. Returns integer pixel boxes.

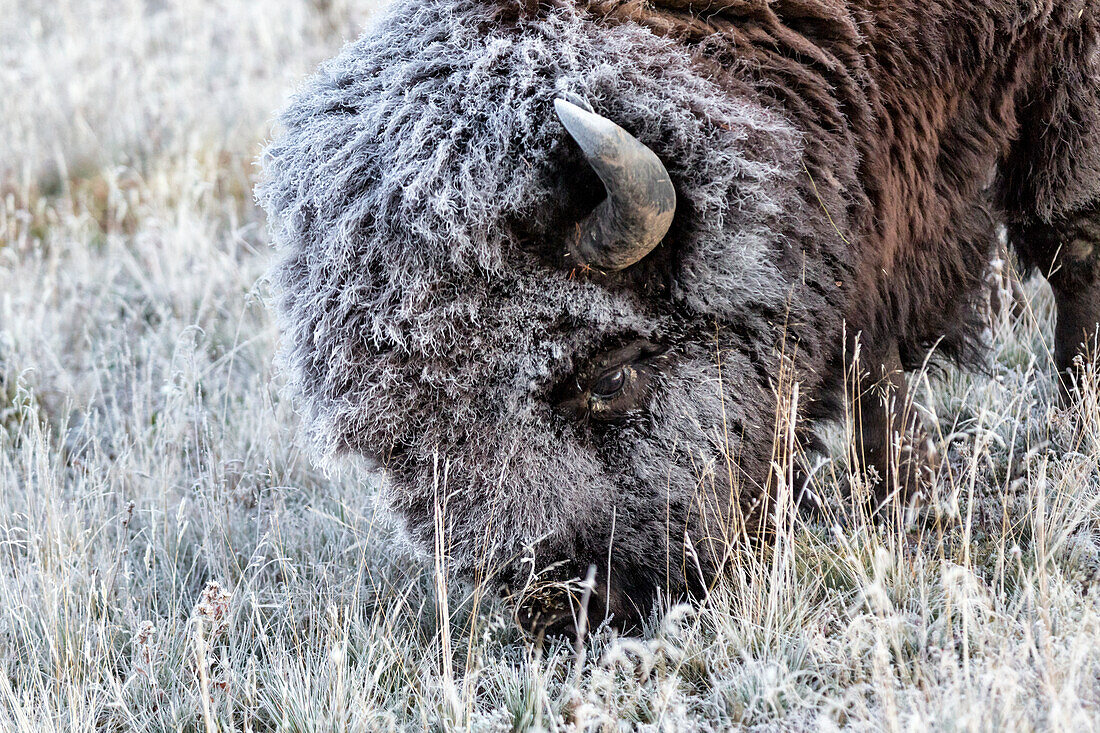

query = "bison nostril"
[512,564,652,639]
[515,601,576,641]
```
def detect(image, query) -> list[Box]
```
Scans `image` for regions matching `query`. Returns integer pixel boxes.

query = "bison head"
[259,0,847,633]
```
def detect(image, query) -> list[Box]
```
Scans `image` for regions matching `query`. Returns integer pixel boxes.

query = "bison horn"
[554,97,676,272]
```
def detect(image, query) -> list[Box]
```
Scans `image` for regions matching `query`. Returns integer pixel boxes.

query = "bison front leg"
[852,338,937,509]
[1012,202,1100,403]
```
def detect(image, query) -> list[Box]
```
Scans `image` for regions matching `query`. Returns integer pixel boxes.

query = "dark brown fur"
[574,0,1100,498]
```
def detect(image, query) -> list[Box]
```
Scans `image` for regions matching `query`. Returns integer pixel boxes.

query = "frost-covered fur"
[259,0,840,627]
[259,0,1100,629]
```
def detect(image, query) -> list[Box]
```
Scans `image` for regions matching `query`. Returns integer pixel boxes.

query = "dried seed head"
[193,580,232,639]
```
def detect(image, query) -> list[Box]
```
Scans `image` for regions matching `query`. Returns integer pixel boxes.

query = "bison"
[258,0,1100,634]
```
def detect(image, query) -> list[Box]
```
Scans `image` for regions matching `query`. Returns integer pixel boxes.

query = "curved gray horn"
[554,98,676,272]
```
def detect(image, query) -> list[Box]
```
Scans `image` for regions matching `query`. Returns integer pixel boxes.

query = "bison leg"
[852,338,937,508]
[1012,202,1100,402]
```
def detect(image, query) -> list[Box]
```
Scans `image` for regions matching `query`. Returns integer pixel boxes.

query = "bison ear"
[554,98,676,272]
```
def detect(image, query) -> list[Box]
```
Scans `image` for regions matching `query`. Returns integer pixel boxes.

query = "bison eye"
[591,368,626,398]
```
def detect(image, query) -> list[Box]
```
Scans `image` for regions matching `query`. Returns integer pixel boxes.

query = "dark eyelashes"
[591,367,626,398]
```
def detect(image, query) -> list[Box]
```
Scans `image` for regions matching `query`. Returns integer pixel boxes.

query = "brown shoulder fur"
[578,0,1100,373]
